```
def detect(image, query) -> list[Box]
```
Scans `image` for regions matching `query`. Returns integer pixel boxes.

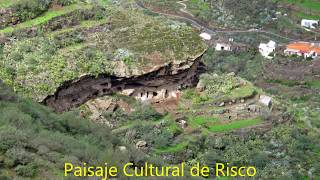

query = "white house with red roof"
[284,42,320,59]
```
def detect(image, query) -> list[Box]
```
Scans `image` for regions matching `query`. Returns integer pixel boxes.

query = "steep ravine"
[43,55,206,112]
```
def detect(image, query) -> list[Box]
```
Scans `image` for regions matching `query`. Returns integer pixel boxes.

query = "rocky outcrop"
[136,140,147,149]
[0,8,16,29]
[43,54,206,112]
[0,3,207,108]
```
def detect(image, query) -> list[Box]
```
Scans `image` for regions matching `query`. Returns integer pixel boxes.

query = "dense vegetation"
[93,93,320,179]
[196,46,320,178]
[0,0,76,29]
[274,0,320,19]
[0,81,153,179]
[0,0,206,101]
[141,0,277,28]
[0,0,319,179]
[140,0,317,40]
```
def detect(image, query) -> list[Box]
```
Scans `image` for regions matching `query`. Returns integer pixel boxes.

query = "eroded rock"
[136,140,147,149]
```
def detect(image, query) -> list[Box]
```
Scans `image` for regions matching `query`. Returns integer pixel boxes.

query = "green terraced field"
[0,3,91,34]
[275,0,320,19]
[209,117,263,132]
[155,142,188,154]
[297,13,320,20]
[306,80,320,88]
[192,115,219,126]
[282,0,320,11]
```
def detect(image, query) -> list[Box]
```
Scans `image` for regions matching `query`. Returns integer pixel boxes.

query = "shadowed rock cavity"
[43,55,205,112]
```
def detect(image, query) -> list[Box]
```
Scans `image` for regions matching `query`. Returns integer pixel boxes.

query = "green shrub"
[0,81,15,99]
[12,0,51,22]
[15,163,37,177]
[193,94,209,104]
[0,126,28,152]
[200,73,243,97]
[131,104,163,121]
[5,148,33,167]
[182,89,197,99]
[152,130,173,149]
[0,83,151,178]
[0,176,10,180]
[249,152,269,168]
[57,0,75,6]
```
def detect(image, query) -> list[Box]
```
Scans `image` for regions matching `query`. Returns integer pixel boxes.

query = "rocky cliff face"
[44,54,206,112]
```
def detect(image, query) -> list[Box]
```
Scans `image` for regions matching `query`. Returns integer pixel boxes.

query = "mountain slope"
[0,81,151,179]
[0,0,206,103]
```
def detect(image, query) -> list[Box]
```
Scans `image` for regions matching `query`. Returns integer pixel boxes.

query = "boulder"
[200,32,212,40]
[196,80,206,92]
[121,89,135,96]
[136,140,147,149]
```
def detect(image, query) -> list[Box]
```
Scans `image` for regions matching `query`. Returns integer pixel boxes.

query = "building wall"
[215,43,231,51]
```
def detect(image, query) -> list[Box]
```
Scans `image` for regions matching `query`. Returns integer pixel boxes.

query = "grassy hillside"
[0,0,16,8]
[141,0,278,28]
[0,0,319,179]
[0,81,151,179]
[0,3,92,34]
[0,0,206,101]
[140,0,318,41]
[99,93,320,179]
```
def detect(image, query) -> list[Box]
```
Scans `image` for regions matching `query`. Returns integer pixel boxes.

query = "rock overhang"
[0,4,207,102]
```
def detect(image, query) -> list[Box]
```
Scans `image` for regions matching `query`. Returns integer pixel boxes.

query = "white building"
[215,43,231,51]
[259,40,276,59]
[284,42,320,59]
[259,95,272,107]
[301,19,319,29]
[199,32,211,40]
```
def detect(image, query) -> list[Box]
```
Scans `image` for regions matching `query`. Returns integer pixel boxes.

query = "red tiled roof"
[287,42,320,54]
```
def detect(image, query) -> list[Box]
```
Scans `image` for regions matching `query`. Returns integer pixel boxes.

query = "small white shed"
[259,95,272,107]
[259,40,277,59]
[301,19,319,29]
[215,43,231,51]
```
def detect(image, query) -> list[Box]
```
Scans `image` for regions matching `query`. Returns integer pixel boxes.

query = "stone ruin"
[120,86,181,103]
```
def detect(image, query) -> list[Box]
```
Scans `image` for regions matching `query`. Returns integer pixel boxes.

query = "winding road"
[177,0,194,17]
[136,0,318,42]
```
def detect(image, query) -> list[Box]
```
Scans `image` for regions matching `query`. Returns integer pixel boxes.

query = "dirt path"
[176,0,194,17]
